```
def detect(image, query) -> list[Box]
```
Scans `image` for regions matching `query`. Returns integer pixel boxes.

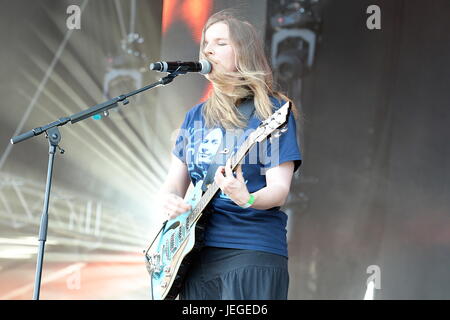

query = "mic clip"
[159,67,186,85]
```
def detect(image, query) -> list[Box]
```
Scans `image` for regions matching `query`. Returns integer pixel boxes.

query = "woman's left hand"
[214,164,250,207]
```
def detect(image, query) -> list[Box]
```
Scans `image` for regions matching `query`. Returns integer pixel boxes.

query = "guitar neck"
[188,101,291,225]
[189,137,256,224]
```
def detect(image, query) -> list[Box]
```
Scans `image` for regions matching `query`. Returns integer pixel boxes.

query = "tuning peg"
[280,125,288,133]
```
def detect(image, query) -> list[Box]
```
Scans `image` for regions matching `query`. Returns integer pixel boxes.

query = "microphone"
[149,60,211,74]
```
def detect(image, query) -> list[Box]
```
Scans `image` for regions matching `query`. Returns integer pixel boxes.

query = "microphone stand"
[10,69,187,300]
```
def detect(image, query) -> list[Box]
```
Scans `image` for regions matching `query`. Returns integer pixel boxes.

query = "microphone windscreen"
[199,60,212,74]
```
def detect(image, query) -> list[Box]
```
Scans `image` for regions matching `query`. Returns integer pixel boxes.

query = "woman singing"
[159,10,302,300]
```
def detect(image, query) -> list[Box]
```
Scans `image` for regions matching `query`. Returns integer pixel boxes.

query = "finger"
[165,201,187,215]
[168,211,178,219]
[215,166,225,176]
[180,200,192,211]
[224,163,233,179]
[168,194,189,209]
[214,166,225,184]
[167,206,185,220]
[172,203,190,213]
[176,206,189,214]
[236,164,245,182]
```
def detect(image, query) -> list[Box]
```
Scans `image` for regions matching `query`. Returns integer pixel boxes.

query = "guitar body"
[146,181,211,300]
[144,101,292,300]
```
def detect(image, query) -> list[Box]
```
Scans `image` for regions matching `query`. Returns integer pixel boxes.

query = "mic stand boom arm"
[11,69,185,144]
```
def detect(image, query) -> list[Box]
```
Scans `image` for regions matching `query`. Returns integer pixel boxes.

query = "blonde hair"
[199,10,298,129]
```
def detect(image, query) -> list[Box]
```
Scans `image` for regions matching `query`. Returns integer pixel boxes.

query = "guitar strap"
[201,97,256,192]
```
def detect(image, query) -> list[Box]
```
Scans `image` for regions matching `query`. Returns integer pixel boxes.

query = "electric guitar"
[144,101,292,300]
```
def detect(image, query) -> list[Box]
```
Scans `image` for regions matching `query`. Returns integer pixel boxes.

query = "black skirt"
[179,246,289,300]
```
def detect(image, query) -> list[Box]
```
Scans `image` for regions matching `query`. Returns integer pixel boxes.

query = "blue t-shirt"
[172,97,302,257]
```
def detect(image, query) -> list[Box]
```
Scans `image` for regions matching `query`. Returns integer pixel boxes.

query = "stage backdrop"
[1,0,449,300]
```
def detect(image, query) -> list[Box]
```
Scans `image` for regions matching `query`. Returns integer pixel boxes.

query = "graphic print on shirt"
[185,125,248,201]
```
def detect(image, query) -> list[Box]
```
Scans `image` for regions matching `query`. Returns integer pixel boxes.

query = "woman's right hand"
[160,193,192,220]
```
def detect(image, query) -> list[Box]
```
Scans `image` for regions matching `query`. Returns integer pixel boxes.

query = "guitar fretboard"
[188,136,255,226]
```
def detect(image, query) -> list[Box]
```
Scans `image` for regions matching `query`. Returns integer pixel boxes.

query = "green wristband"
[239,193,255,209]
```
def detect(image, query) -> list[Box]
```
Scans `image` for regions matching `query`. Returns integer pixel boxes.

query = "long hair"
[199,10,298,129]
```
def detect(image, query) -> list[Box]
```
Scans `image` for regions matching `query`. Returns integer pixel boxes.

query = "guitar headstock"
[250,101,291,143]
